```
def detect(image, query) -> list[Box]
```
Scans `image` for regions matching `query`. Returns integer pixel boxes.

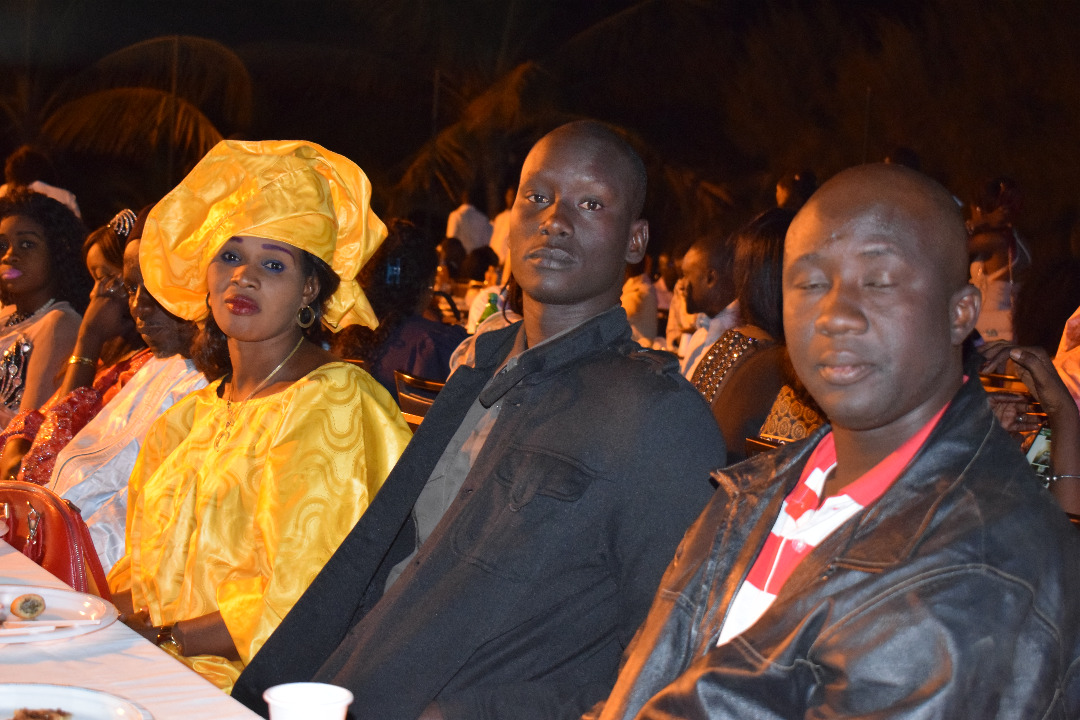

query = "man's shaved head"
[792,163,970,291]
[540,121,648,218]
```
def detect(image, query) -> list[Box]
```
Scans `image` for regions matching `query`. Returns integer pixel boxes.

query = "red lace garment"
[0,349,153,485]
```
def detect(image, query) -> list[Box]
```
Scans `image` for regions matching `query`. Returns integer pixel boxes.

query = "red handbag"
[0,480,112,600]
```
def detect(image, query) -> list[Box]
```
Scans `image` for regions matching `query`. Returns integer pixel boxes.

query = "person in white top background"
[967,176,1030,342]
[445,190,493,253]
[677,233,738,379]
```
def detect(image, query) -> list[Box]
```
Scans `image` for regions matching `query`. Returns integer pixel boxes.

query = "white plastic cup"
[263,682,354,720]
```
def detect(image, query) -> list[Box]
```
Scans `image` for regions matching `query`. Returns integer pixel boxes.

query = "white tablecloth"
[0,540,262,719]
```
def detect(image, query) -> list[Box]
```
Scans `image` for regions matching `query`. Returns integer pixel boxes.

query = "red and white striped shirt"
[717,405,948,646]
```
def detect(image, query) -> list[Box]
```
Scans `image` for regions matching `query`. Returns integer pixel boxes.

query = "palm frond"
[46,35,251,132]
[460,62,559,135]
[393,125,479,213]
[41,87,222,161]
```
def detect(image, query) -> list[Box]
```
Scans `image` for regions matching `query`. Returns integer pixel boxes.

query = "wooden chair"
[394,371,445,421]
[401,412,425,432]
[745,435,782,458]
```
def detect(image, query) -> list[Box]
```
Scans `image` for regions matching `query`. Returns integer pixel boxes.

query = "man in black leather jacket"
[590,163,1080,719]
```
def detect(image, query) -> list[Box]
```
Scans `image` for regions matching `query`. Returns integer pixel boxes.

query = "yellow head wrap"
[140,139,387,330]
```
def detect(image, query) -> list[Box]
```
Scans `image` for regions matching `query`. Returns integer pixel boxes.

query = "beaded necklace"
[4,298,56,328]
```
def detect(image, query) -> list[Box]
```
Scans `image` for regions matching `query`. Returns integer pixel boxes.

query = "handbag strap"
[72,506,111,601]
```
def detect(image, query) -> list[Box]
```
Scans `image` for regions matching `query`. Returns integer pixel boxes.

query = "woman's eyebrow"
[261,242,296,259]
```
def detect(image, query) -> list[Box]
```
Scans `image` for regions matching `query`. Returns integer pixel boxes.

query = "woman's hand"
[981,342,1045,435]
[983,342,1076,420]
[115,591,162,645]
[55,275,135,398]
[0,436,31,480]
[119,607,161,644]
[78,275,134,351]
[983,342,1080,513]
[116,592,241,660]
[985,391,1040,436]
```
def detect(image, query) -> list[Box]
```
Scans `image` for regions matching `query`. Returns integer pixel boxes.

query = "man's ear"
[949,284,981,344]
[625,219,649,264]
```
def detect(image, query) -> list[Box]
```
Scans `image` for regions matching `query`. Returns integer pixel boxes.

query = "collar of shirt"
[790,401,951,521]
[478,305,632,408]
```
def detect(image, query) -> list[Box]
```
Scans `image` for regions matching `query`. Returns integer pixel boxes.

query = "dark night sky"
[5,0,1079,348]
[0,1,653,65]
[3,0,1078,251]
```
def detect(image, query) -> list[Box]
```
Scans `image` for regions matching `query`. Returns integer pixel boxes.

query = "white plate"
[0,585,116,644]
[0,683,152,719]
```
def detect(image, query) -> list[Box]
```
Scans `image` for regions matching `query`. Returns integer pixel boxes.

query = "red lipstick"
[225,295,259,315]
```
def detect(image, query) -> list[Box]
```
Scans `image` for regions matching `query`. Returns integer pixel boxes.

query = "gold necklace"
[214,336,305,450]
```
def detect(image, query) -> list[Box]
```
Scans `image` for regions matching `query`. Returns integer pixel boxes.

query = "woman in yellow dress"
[108,140,413,691]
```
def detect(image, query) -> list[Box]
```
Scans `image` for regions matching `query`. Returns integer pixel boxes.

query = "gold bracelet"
[68,355,95,367]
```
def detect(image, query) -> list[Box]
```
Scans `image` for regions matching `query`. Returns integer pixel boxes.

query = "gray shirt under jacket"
[232,306,726,720]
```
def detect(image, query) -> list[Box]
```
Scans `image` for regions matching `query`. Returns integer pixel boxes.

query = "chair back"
[746,436,782,458]
[0,480,111,599]
[394,371,445,418]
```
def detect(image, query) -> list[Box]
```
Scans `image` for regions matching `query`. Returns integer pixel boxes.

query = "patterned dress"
[108,361,412,691]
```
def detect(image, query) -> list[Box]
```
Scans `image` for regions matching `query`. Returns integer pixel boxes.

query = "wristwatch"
[154,624,184,656]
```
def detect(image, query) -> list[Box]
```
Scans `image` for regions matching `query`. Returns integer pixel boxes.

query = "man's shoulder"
[574,343,697,403]
[575,343,723,453]
[863,412,1080,606]
[950,455,1080,565]
[615,343,682,374]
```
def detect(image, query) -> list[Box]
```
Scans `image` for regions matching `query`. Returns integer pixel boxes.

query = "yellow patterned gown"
[108,361,412,691]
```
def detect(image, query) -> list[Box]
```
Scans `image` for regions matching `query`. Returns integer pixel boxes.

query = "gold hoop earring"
[297,305,316,329]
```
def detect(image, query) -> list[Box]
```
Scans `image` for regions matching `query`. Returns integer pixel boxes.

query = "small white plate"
[0,584,117,644]
[0,683,152,719]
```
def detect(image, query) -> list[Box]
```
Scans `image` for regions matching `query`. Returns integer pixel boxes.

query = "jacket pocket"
[450,447,598,581]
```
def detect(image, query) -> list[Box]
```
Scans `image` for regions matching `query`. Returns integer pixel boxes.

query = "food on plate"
[10,710,73,720]
[9,593,46,620]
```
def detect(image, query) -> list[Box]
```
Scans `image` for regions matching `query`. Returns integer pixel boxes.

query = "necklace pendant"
[214,426,230,451]
[215,414,235,451]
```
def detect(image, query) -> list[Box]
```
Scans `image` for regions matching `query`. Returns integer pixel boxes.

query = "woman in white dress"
[0,189,91,429]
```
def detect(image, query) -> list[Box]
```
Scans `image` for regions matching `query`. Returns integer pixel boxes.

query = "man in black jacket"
[231,121,725,719]
[590,163,1080,719]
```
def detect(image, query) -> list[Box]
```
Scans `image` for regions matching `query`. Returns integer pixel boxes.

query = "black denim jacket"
[234,307,725,720]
